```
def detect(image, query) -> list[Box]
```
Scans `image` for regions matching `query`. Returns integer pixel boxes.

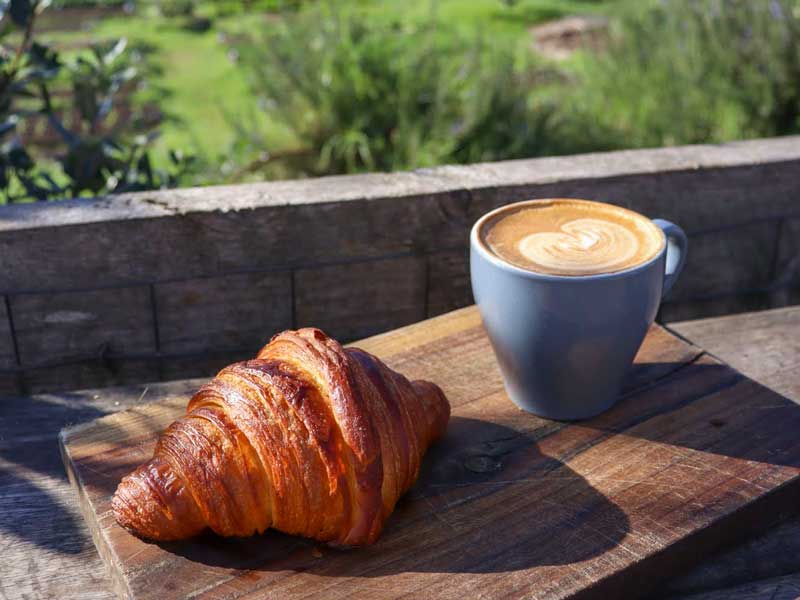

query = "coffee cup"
[470,198,687,420]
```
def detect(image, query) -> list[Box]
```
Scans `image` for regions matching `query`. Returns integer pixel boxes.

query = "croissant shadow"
[161,416,631,576]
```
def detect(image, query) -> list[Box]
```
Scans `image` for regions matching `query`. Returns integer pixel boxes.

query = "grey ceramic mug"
[470,199,688,420]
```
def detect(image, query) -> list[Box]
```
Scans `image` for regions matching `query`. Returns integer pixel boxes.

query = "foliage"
[0,0,194,203]
[230,6,604,180]
[493,0,613,24]
[205,0,302,17]
[9,0,800,198]
[156,0,197,18]
[51,0,126,6]
[572,0,800,148]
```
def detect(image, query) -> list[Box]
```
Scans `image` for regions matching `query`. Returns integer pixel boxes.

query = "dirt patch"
[529,16,609,60]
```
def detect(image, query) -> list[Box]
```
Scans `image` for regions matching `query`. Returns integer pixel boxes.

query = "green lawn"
[38,0,621,169]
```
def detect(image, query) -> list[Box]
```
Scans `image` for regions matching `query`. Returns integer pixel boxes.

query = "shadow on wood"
[58,308,800,599]
[599,359,800,470]
[0,392,114,555]
[0,469,86,555]
[0,392,111,479]
[155,416,631,578]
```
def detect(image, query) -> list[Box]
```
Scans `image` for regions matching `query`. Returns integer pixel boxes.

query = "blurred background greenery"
[0,0,798,202]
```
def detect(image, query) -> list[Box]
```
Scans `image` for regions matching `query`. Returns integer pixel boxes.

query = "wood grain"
[660,293,773,325]
[660,306,800,598]
[666,573,800,600]
[0,295,20,395]
[11,287,156,367]
[294,256,427,341]
[10,287,158,393]
[0,383,200,600]
[661,516,800,598]
[664,221,779,303]
[60,306,800,600]
[3,137,800,392]
[154,272,293,354]
[4,136,798,293]
[670,306,800,402]
[426,250,471,318]
[775,218,800,292]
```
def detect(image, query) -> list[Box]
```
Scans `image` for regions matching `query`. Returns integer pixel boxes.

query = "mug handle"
[652,219,688,298]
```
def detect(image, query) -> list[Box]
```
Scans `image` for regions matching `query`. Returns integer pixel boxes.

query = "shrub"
[156,0,197,18]
[207,0,302,17]
[573,0,800,148]
[0,1,194,203]
[230,6,590,179]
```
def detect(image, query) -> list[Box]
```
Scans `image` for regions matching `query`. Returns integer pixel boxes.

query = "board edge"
[59,428,135,600]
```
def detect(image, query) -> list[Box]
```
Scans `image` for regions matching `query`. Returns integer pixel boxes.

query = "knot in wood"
[464,454,502,474]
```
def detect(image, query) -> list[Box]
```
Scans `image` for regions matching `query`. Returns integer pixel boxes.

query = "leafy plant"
[155,0,197,18]
[0,0,194,203]
[206,0,302,17]
[56,38,195,194]
[572,0,800,148]
[229,6,586,179]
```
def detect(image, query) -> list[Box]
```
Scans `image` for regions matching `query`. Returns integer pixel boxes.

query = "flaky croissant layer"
[112,328,450,546]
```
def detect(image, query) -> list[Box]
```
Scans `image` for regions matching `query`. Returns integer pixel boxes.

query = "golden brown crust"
[112,328,450,545]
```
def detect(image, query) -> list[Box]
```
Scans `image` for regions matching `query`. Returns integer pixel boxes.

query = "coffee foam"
[480,199,664,276]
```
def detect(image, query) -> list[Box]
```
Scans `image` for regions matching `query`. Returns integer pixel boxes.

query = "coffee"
[480,199,664,276]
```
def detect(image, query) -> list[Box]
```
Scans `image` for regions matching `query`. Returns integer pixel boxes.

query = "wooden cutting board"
[60,306,800,600]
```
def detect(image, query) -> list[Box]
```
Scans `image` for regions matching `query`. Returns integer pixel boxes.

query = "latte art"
[517,218,639,276]
[481,199,664,276]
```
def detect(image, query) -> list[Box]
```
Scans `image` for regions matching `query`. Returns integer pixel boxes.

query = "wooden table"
[2,306,800,600]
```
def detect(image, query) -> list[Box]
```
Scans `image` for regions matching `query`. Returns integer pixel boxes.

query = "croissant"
[112,328,450,546]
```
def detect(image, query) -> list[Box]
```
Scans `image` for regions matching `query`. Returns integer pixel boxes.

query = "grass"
[36,0,621,171]
[363,0,616,27]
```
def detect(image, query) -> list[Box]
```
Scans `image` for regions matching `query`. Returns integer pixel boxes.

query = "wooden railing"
[1,135,799,394]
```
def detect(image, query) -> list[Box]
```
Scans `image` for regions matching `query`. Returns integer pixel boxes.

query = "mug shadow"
[159,416,632,575]
[599,359,800,469]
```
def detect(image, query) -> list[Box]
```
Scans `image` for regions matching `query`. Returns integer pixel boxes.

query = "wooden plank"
[3,136,799,234]
[771,288,800,312]
[776,218,800,281]
[772,217,800,307]
[22,361,159,396]
[657,306,800,597]
[10,287,158,393]
[0,193,457,293]
[463,159,800,236]
[154,272,293,354]
[669,305,800,402]
[60,306,800,600]
[159,351,253,383]
[0,295,20,394]
[10,286,156,364]
[0,306,796,600]
[664,573,800,600]
[661,515,800,598]
[660,293,773,325]
[294,256,427,342]
[0,380,203,600]
[2,137,799,293]
[666,222,780,303]
[426,250,471,318]
[0,139,798,391]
